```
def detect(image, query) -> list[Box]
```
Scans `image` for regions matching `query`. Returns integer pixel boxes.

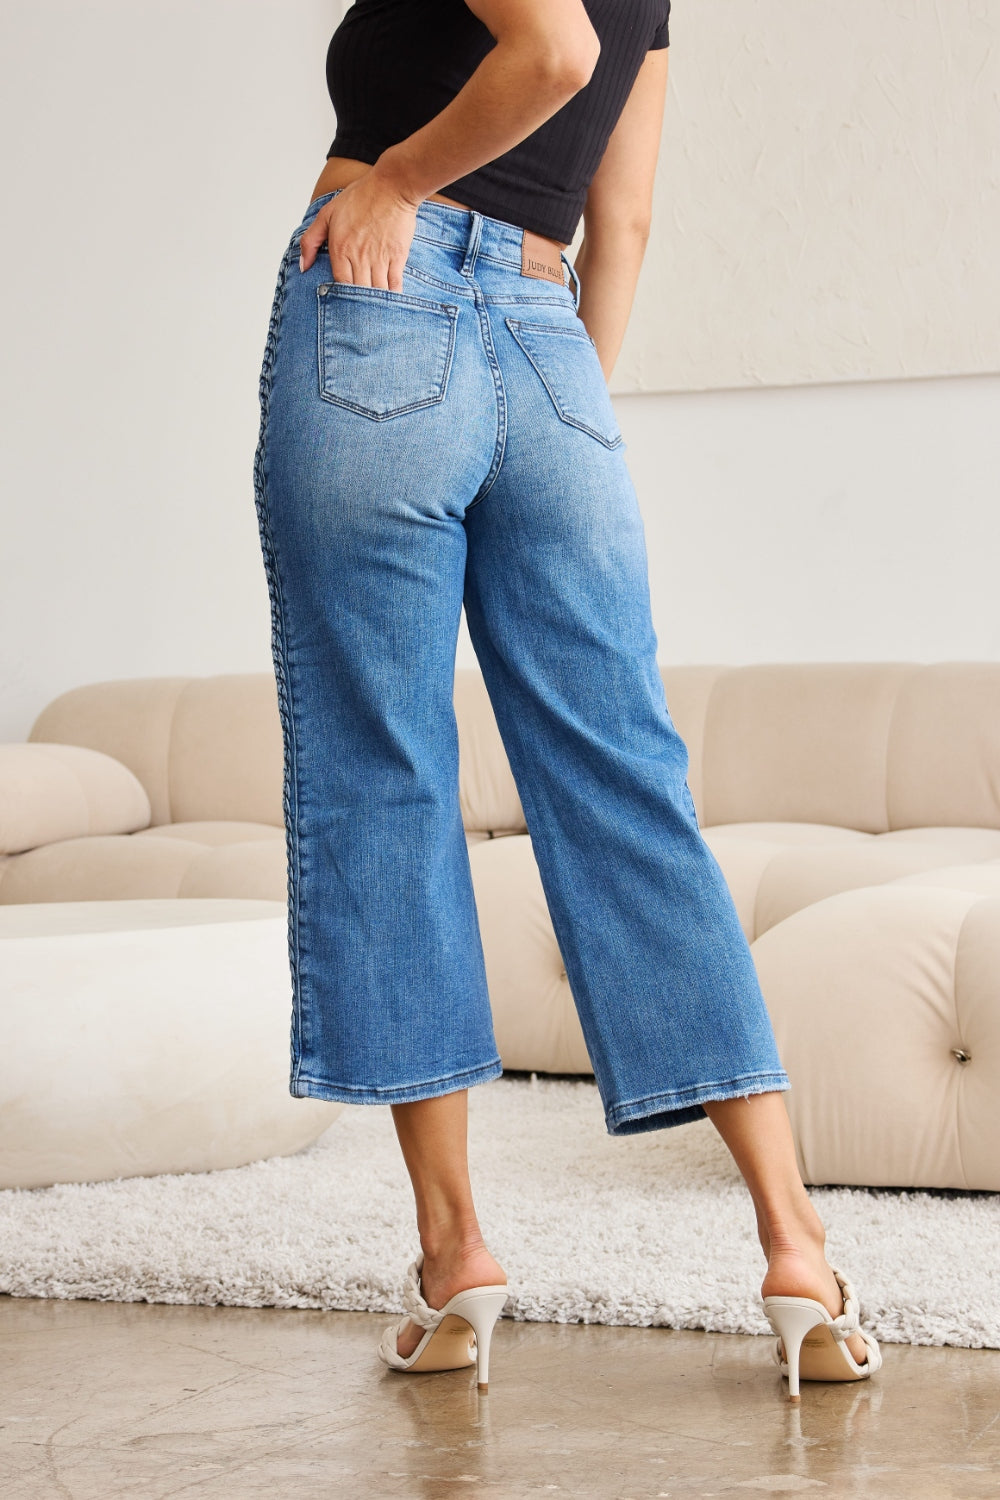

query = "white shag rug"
[1,1076,997,1349]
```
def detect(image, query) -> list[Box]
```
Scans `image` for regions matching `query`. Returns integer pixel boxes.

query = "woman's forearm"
[372,22,600,209]
[573,224,651,379]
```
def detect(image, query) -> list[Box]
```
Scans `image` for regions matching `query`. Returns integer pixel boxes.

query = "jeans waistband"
[299,189,581,304]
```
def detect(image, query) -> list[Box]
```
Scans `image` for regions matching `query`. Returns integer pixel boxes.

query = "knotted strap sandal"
[377,1252,510,1391]
[763,1266,883,1403]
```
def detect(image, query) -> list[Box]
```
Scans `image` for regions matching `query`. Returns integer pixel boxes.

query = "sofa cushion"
[178,840,288,900]
[468,834,591,1074]
[167,676,284,827]
[0,823,488,905]
[704,822,869,845]
[703,825,872,939]
[0,743,151,855]
[887,861,1000,895]
[700,663,921,833]
[28,677,189,827]
[0,834,205,904]
[659,664,729,818]
[705,825,1000,940]
[454,670,526,835]
[752,884,1000,1189]
[0,898,338,1187]
[134,821,284,846]
[28,675,285,830]
[752,837,1000,937]
[887,663,1000,831]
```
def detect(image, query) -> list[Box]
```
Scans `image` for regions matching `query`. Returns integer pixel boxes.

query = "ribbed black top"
[326,0,670,245]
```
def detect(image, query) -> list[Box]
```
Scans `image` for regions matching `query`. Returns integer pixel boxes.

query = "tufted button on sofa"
[3,661,999,1189]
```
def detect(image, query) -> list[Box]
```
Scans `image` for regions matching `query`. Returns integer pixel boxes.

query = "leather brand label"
[521,230,565,285]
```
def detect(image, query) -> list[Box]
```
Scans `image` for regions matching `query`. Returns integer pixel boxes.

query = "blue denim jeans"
[252,189,789,1133]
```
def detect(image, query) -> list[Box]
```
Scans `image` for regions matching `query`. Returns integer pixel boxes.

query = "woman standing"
[253,0,881,1401]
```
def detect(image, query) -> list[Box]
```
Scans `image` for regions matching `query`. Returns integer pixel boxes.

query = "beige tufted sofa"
[3,662,999,1190]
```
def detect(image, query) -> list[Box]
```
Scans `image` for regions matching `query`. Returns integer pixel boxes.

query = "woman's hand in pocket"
[299,167,420,291]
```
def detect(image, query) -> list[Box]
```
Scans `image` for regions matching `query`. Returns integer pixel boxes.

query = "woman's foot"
[701,1093,871,1370]
[761,1231,869,1367]
[394,1237,507,1361]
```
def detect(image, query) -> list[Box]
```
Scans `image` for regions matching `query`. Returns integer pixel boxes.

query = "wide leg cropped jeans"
[253,189,789,1134]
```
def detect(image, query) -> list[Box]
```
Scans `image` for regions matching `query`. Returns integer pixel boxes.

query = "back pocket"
[318,284,459,420]
[505,318,623,449]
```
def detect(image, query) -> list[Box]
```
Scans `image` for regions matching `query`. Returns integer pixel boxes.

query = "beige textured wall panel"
[611,0,1000,394]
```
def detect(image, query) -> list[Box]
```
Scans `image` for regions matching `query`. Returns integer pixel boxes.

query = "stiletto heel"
[763,1267,882,1403]
[763,1300,827,1402]
[377,1254,509,1389]
[453,1286,510,1390]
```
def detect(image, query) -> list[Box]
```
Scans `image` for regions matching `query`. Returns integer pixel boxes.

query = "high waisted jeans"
[252,189,789,1134]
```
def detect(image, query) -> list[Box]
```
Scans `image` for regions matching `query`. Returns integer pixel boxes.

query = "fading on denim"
[252,190,790,1134]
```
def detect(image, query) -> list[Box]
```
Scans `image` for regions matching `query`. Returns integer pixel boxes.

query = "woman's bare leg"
[388,1087,865,1367]
[703,1091,868,1364]
[389,1089,506,1360]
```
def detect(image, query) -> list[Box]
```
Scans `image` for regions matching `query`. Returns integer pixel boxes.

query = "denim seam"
[483,294,577,308]
[411,229,473,251]
[291,1055,504,1102]
[465,287,508,510]
[606,1070,791,1126]
[406,266,476,298]
[253,236,305,1085]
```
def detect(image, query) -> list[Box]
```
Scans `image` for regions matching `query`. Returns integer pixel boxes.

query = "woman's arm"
[300,0,601,288]
[573,47,670,379]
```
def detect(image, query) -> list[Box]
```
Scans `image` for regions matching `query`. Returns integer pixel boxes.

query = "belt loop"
[460,210,483,278]
[562,251,582,309]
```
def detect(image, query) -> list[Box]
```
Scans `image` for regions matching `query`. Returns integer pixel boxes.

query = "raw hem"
[605,1071,791,1136]
[289,1056,504,1105]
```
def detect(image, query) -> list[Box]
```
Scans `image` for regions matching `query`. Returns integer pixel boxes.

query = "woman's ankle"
[417,1218,489,1263]
[414,1237,506,1307]
[761,1187,826,1253]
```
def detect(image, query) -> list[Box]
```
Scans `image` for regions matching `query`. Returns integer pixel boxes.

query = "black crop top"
[326,0,670,245]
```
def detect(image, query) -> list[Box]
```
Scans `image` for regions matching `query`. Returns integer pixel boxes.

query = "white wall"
[1,2,997,743]
[616,372,1000,664]
[0,0,335,741]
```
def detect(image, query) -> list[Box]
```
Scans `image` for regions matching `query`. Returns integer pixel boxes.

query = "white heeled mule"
[377,1253,510,1391]
[763,1266,882,1403]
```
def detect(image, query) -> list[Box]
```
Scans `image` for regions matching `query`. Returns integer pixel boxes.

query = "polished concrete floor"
[1,1295,997,1499]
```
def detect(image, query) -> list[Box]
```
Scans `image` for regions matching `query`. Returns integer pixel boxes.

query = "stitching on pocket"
[318,285,459,420]
[505,318,623,449]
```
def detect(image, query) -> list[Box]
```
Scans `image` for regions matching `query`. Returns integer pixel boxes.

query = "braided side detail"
[251,235,301,1074]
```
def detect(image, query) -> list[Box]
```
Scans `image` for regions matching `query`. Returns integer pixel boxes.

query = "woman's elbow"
[531,27,601,96]
[560,28,601,90]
